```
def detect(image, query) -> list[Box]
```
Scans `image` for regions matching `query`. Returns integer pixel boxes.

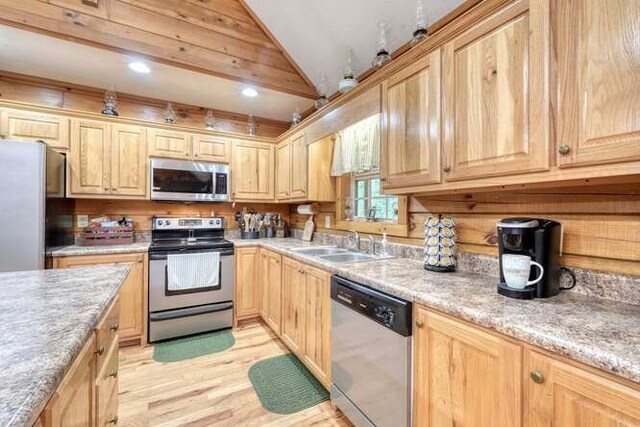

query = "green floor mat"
[248,353,329,414]
[153,329,235,363]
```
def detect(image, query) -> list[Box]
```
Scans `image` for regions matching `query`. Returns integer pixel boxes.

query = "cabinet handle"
[109,370,118,379]
[103,187,109,191]
[112,188,117,192]
[109,415,119,424]
[530,371,545,384]
[558,145,571,155]
[95,346,105,356]
[194,153,199,157]
[442,166,451,173]
[415,320,424,329]
[137,257,143,263]
[110,323,119,332]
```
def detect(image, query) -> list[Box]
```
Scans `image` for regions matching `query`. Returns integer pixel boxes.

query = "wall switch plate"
[325,215,331,229]
[77,215,89,228]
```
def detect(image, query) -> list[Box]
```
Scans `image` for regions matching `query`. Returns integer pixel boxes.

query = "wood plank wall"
[291,184,640,276]
[74,199,290,233]
[0,71,289,137]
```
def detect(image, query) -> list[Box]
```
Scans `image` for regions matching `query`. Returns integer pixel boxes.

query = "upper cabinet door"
[275,141,291,200]
[147,128,190,160]
[232,141,274,200]
[69,119,111,195]
[556,0,640,167]
[381,51,441,188]
[110,124,147,197]
[289,133,308,199]
[442,0,550,181]
[192,135,231,163]
[0,108,69,150]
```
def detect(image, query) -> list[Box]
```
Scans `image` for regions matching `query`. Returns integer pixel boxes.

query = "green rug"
[248,353,329,414]
[153,329,235,363]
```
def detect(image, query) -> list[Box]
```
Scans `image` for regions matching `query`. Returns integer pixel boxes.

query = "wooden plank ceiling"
[0,0,317,99]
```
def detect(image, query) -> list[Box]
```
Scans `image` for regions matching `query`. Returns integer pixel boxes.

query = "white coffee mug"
[502,254,544,289]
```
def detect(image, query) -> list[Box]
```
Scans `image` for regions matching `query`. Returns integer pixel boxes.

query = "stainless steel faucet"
[366,235,376,255]
[347,230,360,251]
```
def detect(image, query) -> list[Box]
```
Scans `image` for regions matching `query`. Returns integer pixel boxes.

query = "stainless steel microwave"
[150,158,229,202]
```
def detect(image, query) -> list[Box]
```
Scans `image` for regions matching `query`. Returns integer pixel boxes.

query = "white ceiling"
[245,0,465,93]
[0,25,313,121]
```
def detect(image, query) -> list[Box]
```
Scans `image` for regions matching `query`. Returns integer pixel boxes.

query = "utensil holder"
[241,231,260,239]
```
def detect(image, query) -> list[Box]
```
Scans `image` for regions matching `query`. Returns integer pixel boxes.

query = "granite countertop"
[0,265,130,426]
[231,238,640,384]
[49,242,150,257]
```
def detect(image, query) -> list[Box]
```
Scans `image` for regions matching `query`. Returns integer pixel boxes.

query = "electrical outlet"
[77,215,89,228]
[325,215,331,229]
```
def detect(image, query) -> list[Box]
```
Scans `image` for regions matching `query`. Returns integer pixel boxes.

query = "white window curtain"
[330,114,380,176]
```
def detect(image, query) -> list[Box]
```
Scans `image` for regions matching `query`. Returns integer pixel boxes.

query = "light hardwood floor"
[118,320,350,426]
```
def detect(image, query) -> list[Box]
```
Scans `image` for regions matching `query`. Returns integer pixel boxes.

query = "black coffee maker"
[497,218,562,299]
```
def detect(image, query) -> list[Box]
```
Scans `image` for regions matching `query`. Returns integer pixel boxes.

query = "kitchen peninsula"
[0,265,129,426]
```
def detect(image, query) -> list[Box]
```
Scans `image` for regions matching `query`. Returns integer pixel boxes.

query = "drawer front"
[96,343,119,426]
[96,298,120,373]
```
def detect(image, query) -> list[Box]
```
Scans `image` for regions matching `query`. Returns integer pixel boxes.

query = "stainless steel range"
[148,216,234,342]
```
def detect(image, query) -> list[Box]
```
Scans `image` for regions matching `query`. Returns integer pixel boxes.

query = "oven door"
[149,248,235,312]
[150,158,229,202]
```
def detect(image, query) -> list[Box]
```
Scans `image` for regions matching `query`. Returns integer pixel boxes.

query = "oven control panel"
[153,217,224,230]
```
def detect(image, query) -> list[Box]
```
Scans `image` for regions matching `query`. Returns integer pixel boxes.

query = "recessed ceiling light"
[242,87,258,97]
[128,61,151,74]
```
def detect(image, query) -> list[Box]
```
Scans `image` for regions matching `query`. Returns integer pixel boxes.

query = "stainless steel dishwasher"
[330,275,412,427]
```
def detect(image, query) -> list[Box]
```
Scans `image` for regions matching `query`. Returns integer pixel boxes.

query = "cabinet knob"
[109,370,118,379]
[443,166,451,173]
[558,145,571,155]
[110,323,119,332]
[109,415,119,424]
[415,320,424,329]
[95,346,105,356]
[194,153,199,157]
[112,188,117,192]
[103,187,109,191]
[530,371,545,384]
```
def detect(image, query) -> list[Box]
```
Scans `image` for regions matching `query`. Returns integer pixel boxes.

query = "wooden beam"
[0,0,317,99]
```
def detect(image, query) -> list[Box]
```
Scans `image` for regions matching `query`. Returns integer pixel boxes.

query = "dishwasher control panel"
[331,275,412,336]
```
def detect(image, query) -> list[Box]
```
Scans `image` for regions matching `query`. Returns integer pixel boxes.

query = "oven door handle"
[149,302,233,321]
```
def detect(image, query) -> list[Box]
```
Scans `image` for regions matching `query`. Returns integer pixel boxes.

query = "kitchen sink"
[290,246,348,256]
[318,252,389,264]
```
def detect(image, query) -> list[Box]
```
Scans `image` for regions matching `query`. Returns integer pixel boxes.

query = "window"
[351,171,398,221]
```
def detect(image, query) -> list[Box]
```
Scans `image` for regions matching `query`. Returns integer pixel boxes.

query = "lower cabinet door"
[527,351,640,426]
[281,257,306,354]
[95,342,119,427]
[413,305,523,426]
[259,250,269,321]
[302,266,331,389]
[266,251,282,334]
[235,247,260,320]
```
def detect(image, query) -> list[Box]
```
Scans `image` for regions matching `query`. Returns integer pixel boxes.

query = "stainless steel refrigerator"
[0,141,73,272]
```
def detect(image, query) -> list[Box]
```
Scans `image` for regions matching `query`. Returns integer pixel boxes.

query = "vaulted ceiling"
[0,0,467,121]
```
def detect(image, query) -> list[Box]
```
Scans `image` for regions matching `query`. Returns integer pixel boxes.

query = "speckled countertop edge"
[0,265,130,426]
[49,242,150,257]
[231,238,640,384]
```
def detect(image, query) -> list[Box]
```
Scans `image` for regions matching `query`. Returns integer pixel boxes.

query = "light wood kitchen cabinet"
[192,134,231,163]
[0,107,70,150]
[147,128,190,160]
[307,136,336,202]
[381,51,441,188]
[556,0,640,168]
[235,246,260,321]
[301,265,331,389]
[259,248,282,333]
[275,141,291,200]
[68,119,111,196]
[39,332,97,426]
[68,120,147,198]
[281,256,306,354]
[110,124,147,197]
[264,250,282,334]
[526,351,640,426]
[54,253,147,346]
[231,140,274,201]
[441,0,550,181]
[289,133,308,199]
[413,305,523,426]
